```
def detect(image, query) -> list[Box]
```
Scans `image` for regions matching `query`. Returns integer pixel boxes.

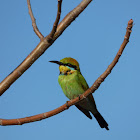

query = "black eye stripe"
[65,63,77,70]
[50,61,77,70]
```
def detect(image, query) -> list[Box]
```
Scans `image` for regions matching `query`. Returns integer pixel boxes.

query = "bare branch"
[27,0,44,39]
[0,0,93,96]
[54,0,92,40]
[89,19,133,92]
[0,19,133,125]
[48,0,62,41]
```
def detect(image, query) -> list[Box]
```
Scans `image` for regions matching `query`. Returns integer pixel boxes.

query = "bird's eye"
[67,63,71,67]
[66,63,77,70]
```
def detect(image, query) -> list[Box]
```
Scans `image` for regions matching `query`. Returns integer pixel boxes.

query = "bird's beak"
[49,60,63,65]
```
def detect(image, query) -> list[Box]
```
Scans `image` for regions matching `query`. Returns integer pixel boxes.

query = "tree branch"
[27,0,44,39]
[0,0,93,96]
[48,0,62,41]
[0,19,133,126]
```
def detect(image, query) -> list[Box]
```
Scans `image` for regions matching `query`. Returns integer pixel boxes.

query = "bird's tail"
[92,111,109,130]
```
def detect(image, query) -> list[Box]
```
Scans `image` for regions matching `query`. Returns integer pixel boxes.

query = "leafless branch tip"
[27,0,44,39]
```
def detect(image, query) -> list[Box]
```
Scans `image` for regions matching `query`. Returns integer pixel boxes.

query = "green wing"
[78,73,89,91]
[75,73,93,119]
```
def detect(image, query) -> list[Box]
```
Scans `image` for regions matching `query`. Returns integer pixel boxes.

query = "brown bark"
[48,0,62,41]
[27,0,44,39]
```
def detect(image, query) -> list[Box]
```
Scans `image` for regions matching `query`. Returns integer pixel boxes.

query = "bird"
[49,57,109,130]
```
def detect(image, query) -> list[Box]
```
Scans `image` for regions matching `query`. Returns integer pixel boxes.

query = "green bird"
[50,57,109,130]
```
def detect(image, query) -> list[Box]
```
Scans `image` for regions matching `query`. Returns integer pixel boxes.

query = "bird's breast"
[58,72,85,100]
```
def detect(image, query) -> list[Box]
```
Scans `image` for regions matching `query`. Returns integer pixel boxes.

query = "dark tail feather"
[93,112,109,130]
[75,105,92,119]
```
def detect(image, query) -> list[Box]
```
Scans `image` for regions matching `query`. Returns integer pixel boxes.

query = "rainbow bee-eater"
[50,57,109,130]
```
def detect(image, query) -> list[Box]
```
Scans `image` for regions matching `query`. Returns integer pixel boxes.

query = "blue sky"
[0,0,140,139]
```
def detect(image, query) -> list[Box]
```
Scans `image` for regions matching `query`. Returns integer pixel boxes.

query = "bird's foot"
[78,94,81,101]
[65,101,69,109]
[78,94,86,101]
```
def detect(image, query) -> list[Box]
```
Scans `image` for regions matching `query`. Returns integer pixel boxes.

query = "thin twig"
[0,19,133,126]
[89,19,133,93]
[27,0,44,39]
[48,0,62,41]
[0,0,93,96]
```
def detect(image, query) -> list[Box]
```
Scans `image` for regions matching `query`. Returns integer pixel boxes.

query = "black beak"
[49,60,63,65]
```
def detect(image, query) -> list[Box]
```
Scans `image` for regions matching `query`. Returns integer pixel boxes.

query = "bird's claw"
[65,101,69,109]
[78,95,81,100]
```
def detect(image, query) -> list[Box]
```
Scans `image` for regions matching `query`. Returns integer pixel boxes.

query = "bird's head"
[49,57,80,75]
